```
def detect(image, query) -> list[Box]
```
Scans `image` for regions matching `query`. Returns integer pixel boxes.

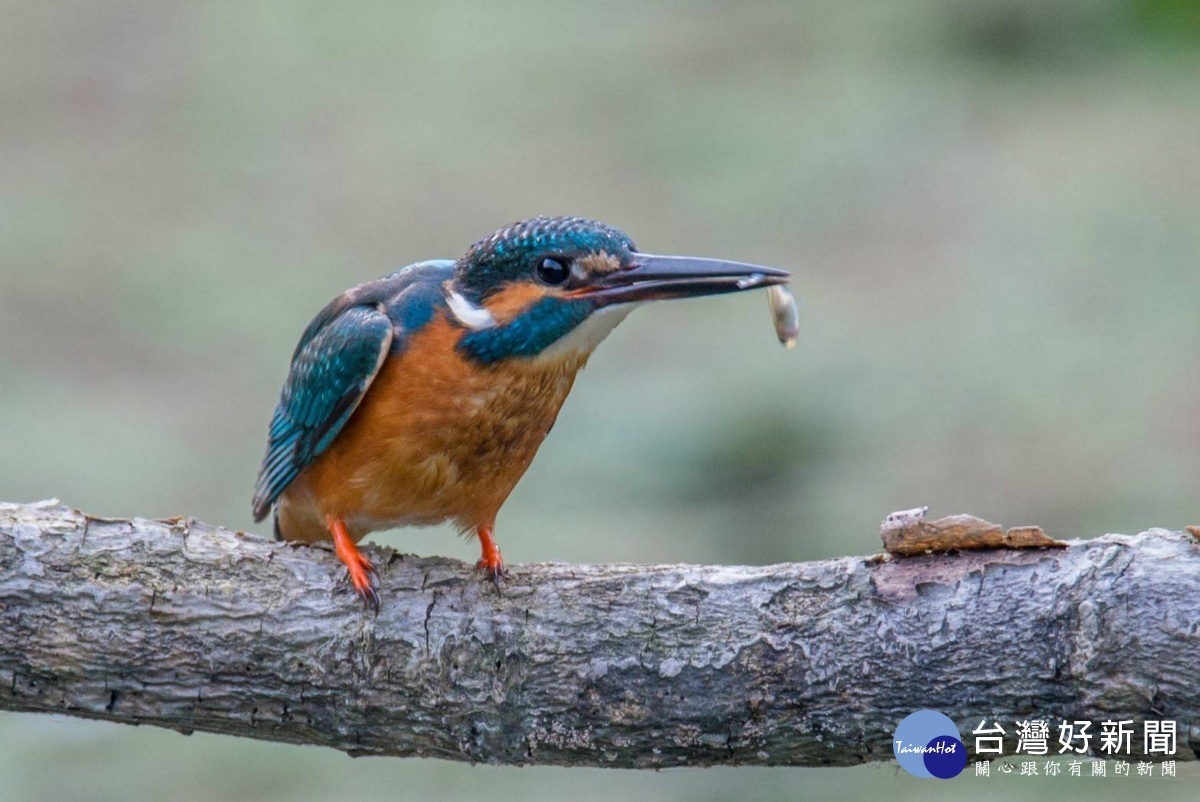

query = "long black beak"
[572,253,791,306]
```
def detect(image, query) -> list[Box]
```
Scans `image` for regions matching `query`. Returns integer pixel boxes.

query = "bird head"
[445,216,789,364]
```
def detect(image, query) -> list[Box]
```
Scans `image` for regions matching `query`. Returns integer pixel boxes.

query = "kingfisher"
[252,216,789,608]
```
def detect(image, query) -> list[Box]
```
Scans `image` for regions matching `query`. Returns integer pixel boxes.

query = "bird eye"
[534,256,570,285]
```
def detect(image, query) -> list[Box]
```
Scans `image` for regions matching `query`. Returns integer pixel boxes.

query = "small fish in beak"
[767,285,799,349]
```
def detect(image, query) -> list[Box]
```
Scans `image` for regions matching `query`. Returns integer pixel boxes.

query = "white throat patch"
[445,288,496,330]
[536,303,639,360]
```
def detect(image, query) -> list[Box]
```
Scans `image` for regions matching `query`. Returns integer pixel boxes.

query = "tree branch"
[1,501,1197,767]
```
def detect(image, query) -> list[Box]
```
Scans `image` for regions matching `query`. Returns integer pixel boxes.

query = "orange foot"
[327,516,379,611]
[475,523,507,590]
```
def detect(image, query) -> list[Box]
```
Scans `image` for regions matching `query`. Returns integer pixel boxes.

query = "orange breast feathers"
[276,300,591,544]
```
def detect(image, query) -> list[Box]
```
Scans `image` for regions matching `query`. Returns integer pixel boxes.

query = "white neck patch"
[445,288,496,330]
[535,303,639,360]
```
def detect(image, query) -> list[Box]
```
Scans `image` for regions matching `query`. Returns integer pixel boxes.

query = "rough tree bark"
[0,500,1197,768]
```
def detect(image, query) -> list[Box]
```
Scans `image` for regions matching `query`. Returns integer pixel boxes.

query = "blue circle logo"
[893,710,967,779]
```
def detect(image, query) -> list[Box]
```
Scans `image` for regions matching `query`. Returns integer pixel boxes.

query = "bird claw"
[357,582,380,614]
[345,553,380,613]
[331,528,379,613]
[475,555,508,593]
[474,524,506,593]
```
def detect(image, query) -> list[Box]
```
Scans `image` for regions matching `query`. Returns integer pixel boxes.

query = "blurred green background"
[1,0,1198,799]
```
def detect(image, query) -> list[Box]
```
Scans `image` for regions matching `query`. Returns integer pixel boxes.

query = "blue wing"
[251,303,394,521]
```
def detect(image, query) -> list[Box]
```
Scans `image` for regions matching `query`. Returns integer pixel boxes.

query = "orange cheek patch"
[484,283,552,323]
[577,252,622,275]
